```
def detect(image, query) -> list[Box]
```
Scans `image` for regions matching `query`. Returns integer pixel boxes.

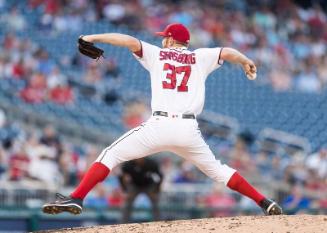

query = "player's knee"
[95,149,122,170]
[205,163,236,185]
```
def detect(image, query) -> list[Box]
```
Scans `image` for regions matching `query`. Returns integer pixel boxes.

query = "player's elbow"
[220,47,248,65]
[220,47,238,61]
[126,36,141,52]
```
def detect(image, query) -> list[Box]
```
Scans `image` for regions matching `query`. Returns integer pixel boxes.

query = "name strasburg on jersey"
[134,41,223,115]
[159,50,196,65]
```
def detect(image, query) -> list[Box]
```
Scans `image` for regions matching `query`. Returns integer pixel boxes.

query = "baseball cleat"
[42,193,83,215]
[260,198,283,215]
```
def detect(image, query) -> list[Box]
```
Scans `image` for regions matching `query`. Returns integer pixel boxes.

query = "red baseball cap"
[155,23,190,44]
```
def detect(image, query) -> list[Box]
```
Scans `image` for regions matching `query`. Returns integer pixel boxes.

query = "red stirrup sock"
[227,172,265,205]
[71,162,110,200]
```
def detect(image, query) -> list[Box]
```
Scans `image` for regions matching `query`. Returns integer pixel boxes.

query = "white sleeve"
[195,47,224,75]
[133,40,160,71]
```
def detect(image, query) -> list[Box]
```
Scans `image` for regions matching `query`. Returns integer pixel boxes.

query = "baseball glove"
[78,36,104,60]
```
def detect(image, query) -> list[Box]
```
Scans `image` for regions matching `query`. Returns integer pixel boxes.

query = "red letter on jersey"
[176,65,191,92]
[162,63,176,89]
[162,63,191,92]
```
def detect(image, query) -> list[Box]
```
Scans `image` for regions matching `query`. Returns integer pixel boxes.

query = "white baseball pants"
[96,115,236,185]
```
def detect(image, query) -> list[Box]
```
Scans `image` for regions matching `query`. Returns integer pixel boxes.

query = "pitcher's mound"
[39,214,327,233]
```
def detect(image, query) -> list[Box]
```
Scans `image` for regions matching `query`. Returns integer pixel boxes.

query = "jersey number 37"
[162,63,191,92]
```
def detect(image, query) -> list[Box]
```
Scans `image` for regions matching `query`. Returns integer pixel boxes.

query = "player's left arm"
[220,48,257,80]
[82,33,141,53]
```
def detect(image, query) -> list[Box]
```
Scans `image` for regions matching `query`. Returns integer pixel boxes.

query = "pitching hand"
[242,59,257,80]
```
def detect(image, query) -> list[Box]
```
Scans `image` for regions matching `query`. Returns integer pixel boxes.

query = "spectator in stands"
[295,60,321,93]
[100,59,123,105]
[82,145,99,169]
[317,55,327,87]
[107,187,124,207]
[0,55,7,78]
[198,184,236,217]
[0,109,6,128]
[269,68,292,92]
[318,191,327,214]
[290,155,308,185]
[58,145,79,186]
[20,72,47,103]
[0,147,6,178]
[40,125,62,155]
[282,185,312,214]
[35,49,55,76]
[47,66,67,89]
[84,184,109,209]
[256,151,272,177]
[52,10,68,32]
[0,113,22,148]
[270,155,284,180]
[119,158,163,223]
[70,52,89,68]
[103,90,120,105]
[0,6,26,31]
[49,83,74,105]
[38,13,54,31]
[306,146,327,179]
[2,33,18,50]
[160,156,178,189]
[8,147,30,181]
[229,136,256,175]
[307,4,326,38]
[305,169,325,192]
[27,141,62,186]
[104,59,121,79]
[283,164,298,186]
[173,161,198,184]
[102,2,126,25]
[83,62,102,84]
[123,100,151,129]
[11,58,26,79]
[34,0,62,15]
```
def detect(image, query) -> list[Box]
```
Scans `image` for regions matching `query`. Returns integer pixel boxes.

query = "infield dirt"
[37,214,327,233]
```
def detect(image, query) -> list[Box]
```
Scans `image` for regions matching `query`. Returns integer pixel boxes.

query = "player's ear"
[162,37,168,48]
[169,37,175,47]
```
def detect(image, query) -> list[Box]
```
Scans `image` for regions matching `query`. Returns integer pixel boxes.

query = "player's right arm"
[83,33,159,71]
[220,48,257,80]
[82,33,141,53]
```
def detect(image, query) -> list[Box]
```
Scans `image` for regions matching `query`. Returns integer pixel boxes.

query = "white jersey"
[133,41,223,115]
[97,41,236,188]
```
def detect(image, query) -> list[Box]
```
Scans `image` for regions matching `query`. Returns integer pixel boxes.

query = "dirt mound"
[38,215,327,233]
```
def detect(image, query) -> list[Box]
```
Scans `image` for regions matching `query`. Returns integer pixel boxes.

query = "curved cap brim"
[155,32,166,37]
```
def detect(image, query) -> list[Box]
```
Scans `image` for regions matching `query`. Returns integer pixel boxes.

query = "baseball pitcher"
[43,23,282,216]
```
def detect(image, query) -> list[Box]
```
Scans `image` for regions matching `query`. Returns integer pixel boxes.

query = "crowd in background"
[0,0,326,216]
[20,0,327,93]
[1,0,326,123]
[0,32,152,129]
[1,0,327,119]
[0,33,74,105]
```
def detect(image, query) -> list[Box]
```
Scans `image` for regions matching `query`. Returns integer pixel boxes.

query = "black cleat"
[42,193,83,215]
[260,198,283,215]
